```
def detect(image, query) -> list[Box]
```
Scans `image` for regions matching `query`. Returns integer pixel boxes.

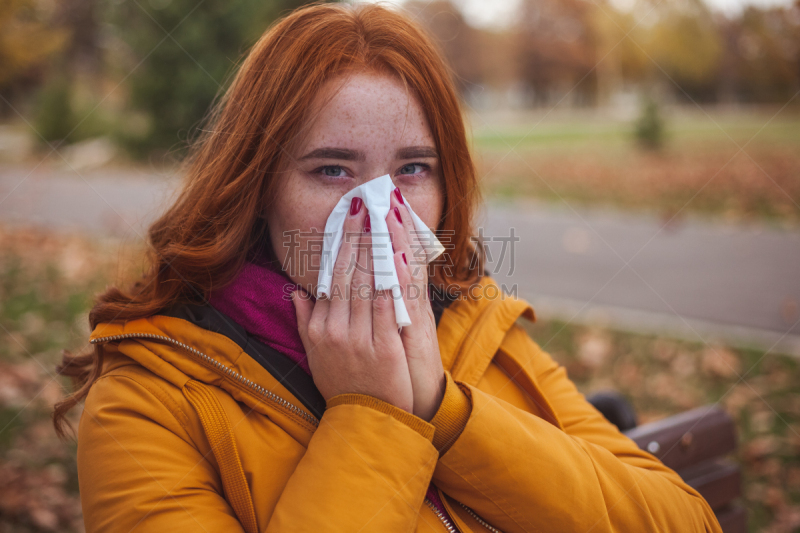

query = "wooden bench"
[587,393,746,533]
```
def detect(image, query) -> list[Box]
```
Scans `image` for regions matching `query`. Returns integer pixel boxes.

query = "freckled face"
[266,70,444,291]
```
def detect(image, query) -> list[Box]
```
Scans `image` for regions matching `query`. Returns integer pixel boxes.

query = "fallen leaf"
[744,436,780,461]
[578,331,612,369]
[701,346,741,378]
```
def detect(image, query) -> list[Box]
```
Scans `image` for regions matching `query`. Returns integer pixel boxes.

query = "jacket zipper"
[90,333,319,427]
[95,334,500,532]
[424,497,459,532]
[459,502,501,533]
[431,492,503,533]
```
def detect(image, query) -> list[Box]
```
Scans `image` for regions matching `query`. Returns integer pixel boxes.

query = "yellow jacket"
[78,276,723,532]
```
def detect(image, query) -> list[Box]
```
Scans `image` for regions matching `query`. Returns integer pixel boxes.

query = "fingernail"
[402,252,407,265]
[393,186,403,203]
[349,197,362,216]
[393,206,402,223]
[364,215,371,233]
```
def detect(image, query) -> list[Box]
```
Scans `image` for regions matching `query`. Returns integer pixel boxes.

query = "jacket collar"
[89,275,535,434]
[438,277,536,385]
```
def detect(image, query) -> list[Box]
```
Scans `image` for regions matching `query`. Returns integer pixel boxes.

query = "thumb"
[292,289,314,344]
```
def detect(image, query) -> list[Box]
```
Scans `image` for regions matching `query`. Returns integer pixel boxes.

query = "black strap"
[161,303,328,419]
[430,284,456,325]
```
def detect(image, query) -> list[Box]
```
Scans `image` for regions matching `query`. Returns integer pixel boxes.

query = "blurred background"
[0,0,798,531]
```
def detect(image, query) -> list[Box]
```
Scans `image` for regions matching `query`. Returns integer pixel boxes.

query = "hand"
[386,186,446,422]
[292,198,414,413]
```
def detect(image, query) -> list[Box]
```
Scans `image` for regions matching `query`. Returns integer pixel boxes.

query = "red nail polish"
[402,252,407,265]
[364,215,371,233]
[394,206,402,223]
[350,197,363,216]
[393,186,403,203]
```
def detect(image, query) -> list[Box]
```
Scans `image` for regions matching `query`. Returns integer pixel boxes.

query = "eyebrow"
[299,145,438,161]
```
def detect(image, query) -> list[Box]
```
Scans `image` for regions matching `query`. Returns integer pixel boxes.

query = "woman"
[54,3,722,532]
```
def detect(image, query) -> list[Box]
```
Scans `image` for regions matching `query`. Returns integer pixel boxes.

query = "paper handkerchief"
[316,174,445,327]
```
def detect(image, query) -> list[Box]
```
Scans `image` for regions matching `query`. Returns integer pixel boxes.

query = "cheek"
[270,207,325,258]
[267,175,340,266]
[405,181,444,231]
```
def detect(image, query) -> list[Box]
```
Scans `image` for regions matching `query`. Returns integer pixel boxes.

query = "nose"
[356,171,392,185]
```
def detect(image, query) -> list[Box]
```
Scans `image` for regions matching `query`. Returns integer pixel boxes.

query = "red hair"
[54,1,483,437]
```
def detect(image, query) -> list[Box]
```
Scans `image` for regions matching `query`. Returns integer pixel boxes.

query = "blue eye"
[319,166,347,178]
[399,163,427,175]
[314,163,428,180]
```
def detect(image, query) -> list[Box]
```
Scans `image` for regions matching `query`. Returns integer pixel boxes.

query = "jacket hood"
[89,275,535,439]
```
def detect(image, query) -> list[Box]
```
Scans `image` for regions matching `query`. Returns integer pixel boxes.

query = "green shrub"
[634,96,665,150]
[33,75,76,145]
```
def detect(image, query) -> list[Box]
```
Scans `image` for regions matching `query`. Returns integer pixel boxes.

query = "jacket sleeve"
[78,368,440,533]
[78,372,248,533]
[430,323,723,533]
[265,394,439,532]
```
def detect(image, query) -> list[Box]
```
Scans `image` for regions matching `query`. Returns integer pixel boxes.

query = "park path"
[480,199,800,354]
[2,163,798,354]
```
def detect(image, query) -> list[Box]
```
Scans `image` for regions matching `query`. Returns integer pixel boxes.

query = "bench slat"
[678,459,742,511]
[624,405,737,471]
[715,504,748,533]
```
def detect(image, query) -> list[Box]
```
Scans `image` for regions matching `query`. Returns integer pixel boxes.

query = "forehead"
[299,70,434,149]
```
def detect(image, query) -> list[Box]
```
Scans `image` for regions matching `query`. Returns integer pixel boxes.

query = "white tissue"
[316,174,445,327]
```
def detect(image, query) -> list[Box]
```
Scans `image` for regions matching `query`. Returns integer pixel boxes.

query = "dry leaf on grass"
[701,346,741,378]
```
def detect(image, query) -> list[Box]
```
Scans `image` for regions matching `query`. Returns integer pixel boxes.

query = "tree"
[0,0,67,106]
[111,0,325,156]
[719,5,800,103]
[403,1,483,93]
[514,0,599,106]
[590,4,649,105]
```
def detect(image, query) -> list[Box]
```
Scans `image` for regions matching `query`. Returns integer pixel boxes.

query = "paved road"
[2,164,799,354]
[0,164,176,239]
[480,200,800,354]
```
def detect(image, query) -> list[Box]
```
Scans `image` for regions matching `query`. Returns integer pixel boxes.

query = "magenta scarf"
[208,261,311,374]
[208,261,456,529]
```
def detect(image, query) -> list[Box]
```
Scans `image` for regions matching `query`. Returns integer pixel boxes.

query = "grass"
[468,106,800,148]
[0,226,797,531]
[468,107,800,225]
[0,227,133,532]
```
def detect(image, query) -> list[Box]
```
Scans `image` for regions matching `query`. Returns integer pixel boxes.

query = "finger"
[394,250,440,361]
[387,187,428,313]
[309,292,329,341]
[386,194,412,264]
[328,196,366,325]
[350,213,373,330]
[372,288,399,344]
[392,249,418,316]
[393,246,430,330]
[292,289,314,347]
[371,222,399,342]
[388,186,428,286]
